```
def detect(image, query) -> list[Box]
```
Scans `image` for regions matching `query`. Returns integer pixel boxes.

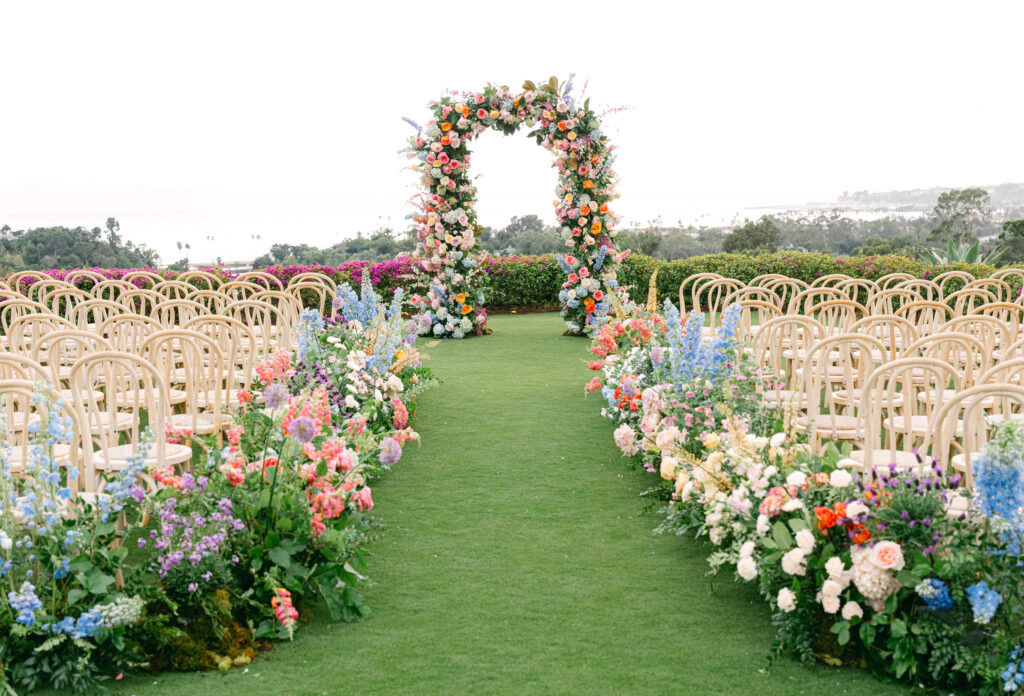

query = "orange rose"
[580,205,590,216]
[849,523,871,545]
[599,204,609,213]
[815,506,838,532]
[461,304,473,315]
[557,120,568,131]
[583,180,594,189]
[441,136,451,146]
[441,122,452,132]
[584,298,596,312]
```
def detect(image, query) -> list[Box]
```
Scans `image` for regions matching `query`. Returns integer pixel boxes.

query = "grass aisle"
[112,313,910,696]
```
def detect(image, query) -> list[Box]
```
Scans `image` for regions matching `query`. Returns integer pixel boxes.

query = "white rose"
[821,595,841,614]
[781,548,807,576]
[737,556,758,581]
[825,556,846,579]
[756,514,770,536]
[739,541,756,558]
[795,528,815,553]
[846,501,868,518]
[769,432,786,448]
[777,587,797,612]
[781,498,804,513]
[841,601,864,620]
[786,471,807,487]
[829,469,853,488]
[821,579,843,597]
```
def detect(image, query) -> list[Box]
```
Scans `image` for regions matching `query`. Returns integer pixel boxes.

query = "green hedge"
[618,251,1009,306]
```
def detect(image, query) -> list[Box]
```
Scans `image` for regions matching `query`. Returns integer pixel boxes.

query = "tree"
[851,236,914,257]
[998,219,1024,262]
[721,216,780,254]
[929,188,991,244]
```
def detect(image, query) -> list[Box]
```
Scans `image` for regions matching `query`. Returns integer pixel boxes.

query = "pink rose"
[355,487,374,511]
[477,108,488,118]
[870,541,905,570]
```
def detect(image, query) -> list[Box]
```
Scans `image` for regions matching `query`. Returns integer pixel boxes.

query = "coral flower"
[584,298,596,313]
[441,122,452,132]
[580,205,591,216]
[583,180,594,189]
[461,304,473,315]
[599,204,609,213]
[456,292,468,303]
[815,505,839,532]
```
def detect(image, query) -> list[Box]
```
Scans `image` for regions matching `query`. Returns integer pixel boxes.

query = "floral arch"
[403,76,626,338]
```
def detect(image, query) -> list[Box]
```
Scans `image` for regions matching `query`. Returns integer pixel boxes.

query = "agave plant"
[916,236,1007,266]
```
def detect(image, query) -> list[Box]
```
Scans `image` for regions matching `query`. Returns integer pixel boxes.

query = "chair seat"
[94,442,193,470]
[951,451,982,472]
[832,389,904,408]
[885,415,964,438]
[81,411,135,434]
[761,388,807,406]
[795,414,862,438]
[195,388,239,410]
[846,448,922,471]
[169,412,222,435]
[112,388,187,408]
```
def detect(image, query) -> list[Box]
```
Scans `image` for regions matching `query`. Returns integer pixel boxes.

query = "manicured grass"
[107,313,910,696]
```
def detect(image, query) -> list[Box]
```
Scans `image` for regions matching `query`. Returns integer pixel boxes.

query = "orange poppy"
[461,304,473,315]
[441,122,452,132]
[583,180,594,189]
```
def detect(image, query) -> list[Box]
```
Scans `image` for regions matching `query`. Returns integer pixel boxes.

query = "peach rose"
[870,540,905,571]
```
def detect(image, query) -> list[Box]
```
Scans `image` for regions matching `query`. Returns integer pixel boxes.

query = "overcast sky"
[1,0,1022,263]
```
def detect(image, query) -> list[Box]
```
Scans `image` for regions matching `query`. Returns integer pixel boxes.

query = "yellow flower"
[441,122,452,132]
[489,109,500,119]
[704,432,721,450]
[456,292,468,303]
[566,131,577,141]
[461,304,473,315]
[590,220,602,234]
[564,194,573,204]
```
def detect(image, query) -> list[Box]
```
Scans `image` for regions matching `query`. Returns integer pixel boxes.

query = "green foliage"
[851,236,914,257]
[916,237,1006,266]
[252,228,416,268]
[930,187,992,244]
[721,216,781,254]
[0,218,157,273]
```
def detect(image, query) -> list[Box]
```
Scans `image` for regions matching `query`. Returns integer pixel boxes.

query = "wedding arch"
[403,76,625,338]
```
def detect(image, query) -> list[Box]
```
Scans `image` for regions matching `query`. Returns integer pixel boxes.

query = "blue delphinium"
[296,308,324,362]
[592,245,608,271]
[966,580,1002,624]
[915,578,954,611]
[658,300,743,389]
[1002,646,1024,693]
[972,421,1024,556]
[8,581,43,626]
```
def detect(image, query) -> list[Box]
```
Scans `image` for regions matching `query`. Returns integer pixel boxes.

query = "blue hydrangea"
[916,578,954,611]
[966,581,1002,624]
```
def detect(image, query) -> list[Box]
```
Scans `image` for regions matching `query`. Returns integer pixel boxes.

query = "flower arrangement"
[590,297,1024,694]
[403,76,623,337]
[0,282,434,691]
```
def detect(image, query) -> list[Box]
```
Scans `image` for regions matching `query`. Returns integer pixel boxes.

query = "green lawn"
[107,313,910,696]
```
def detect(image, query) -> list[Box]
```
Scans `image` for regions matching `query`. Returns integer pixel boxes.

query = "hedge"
[7,251,1022,312]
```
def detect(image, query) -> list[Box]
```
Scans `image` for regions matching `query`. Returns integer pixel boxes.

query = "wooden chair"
[876,272,917,290]
[187,289,230,315]
[98,314,164,354]
[176,269,224,291]
[182,315,260,395]
[963,277,1013,303]
[894,278,942,302]
[119,288,163,317]
[142,329,231,439]
[70,352,192,492]
[850,315,918,362]
[806,299,865,335]
[752,315,824,408]
[787,287,846,315]
[120,270,165,288]
[69,299,124,331]
[762,277,808,312]
[865,288,923,316]
[847,357,962,474]
[6,315,77,355]
[681,272,725,314]
[808,273,852,288]
[945,287,998,316]
[932,270,975,298]
[835,278,880,306]
[92,279,136,302]
[794,333,885,452]
[237,270,285,291]
[896,300,954,336]
[153,280,195,301]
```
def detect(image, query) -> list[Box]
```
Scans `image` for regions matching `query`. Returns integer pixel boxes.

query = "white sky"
[1,0,1022,264]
